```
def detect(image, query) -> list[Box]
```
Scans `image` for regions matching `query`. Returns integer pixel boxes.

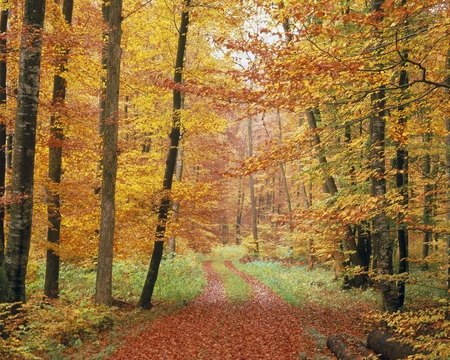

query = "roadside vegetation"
[1,245,449,359]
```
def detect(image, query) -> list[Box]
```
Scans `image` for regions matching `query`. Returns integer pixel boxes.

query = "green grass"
[234,260,379,308]
[210,261,252,302]
[2,253,206,359]
[208,245,247,260]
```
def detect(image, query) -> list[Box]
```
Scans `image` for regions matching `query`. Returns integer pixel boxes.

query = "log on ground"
[367,328,418,360]
[327,334,378,360]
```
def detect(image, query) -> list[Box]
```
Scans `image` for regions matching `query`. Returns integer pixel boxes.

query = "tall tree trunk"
[421,131,433,271]
[168,142,184,254]
[44,0,74,300]
[248,115,259,255]
[371,87,398,312]
[95,0,123,306]
[276,110,292,227]
[94,0,110,195]
[396,43,409,307]
[0,3,7,304]
[445,49,450,299]
[1,0,46,303]
[0,2,8,276]
[235,177,244,244]
[369,0,399,313]
[138,0,190,309]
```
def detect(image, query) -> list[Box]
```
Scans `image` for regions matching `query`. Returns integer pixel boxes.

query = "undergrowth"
[210,261,252,302]
[234,260,379,309]
[0,252,205,359]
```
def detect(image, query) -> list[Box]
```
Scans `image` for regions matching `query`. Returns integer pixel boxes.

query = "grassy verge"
[1,253,206,359]
[234,260,379,309]
[210,261,252,302]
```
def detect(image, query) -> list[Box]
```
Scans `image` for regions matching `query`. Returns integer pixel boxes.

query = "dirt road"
[110,260,367,359]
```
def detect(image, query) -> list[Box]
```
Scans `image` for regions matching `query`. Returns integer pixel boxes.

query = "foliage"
[0,254,205,358]
[208,245,247,260]
[235,260,379,309]
[373,302,450,360]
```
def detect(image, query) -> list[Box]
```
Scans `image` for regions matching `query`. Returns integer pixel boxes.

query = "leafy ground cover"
[2,246,448,359]
[108,260,374,359]
[0,253,206,359]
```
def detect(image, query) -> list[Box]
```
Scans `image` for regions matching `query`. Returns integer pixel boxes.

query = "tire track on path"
[110,260,364,359]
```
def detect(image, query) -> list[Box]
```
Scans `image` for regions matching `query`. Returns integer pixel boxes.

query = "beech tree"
[138,0,190,309]
[96,0,123,306]
[0,1,8,275]
[0,0,46,303]
[44,0,74,299]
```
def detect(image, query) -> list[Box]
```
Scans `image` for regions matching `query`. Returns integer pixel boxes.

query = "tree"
[0,0,46,303]
[369,0,399,313]
[44,0,74,299]
[138,0,190,309]
[95,0,123,306]
[0,0,8,279]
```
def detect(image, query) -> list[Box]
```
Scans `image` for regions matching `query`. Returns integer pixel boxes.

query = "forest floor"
[106,260,372,359]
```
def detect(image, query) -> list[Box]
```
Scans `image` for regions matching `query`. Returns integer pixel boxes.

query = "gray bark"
[2,0,46,303]
[95,0,123,306]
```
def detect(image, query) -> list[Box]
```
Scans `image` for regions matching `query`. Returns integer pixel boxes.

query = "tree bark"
[248,115,259,254]
[445,49,450,299]
[168,142,184,254]
[0,3,7,304]
[95,0,123,306]
[370,0,399,313]
[1,0,46,303]
[396,43,409,307]
[367,329,418,359]
[0,2,8,275]
[371,87,398,312]
[138,0,190,309]
[421,131,433,271]
[327,334,378,360]
[44,0,74,300]
[235,176,244,244]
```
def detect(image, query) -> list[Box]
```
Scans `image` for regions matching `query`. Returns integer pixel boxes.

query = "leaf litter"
[109,260,370,359]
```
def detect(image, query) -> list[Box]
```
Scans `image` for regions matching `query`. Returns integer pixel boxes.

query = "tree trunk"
[445,49,450,299]
[138,0,190,309]
[370,0,399,313]
[1,0,46,303]
[367,329,418,359]
[396,43,409,307]
[235,176,244,244]
[421,131,433,271]
[277,110,292,227]
[327,334,378,360]
[44,0,74,300]
[0,3,8,275]
[248,115,259,254]
[168,142,184,254]
[371,87,398,312]
[95,0,123,306]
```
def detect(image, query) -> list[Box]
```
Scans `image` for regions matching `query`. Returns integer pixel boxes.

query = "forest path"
[109,260,364,359]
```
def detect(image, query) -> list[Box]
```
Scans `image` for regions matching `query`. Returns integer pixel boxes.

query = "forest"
[0,0,450,358]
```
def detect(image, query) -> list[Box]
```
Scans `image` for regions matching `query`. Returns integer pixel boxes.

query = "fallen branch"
[367,328,418,360]
[327,334,378,360]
